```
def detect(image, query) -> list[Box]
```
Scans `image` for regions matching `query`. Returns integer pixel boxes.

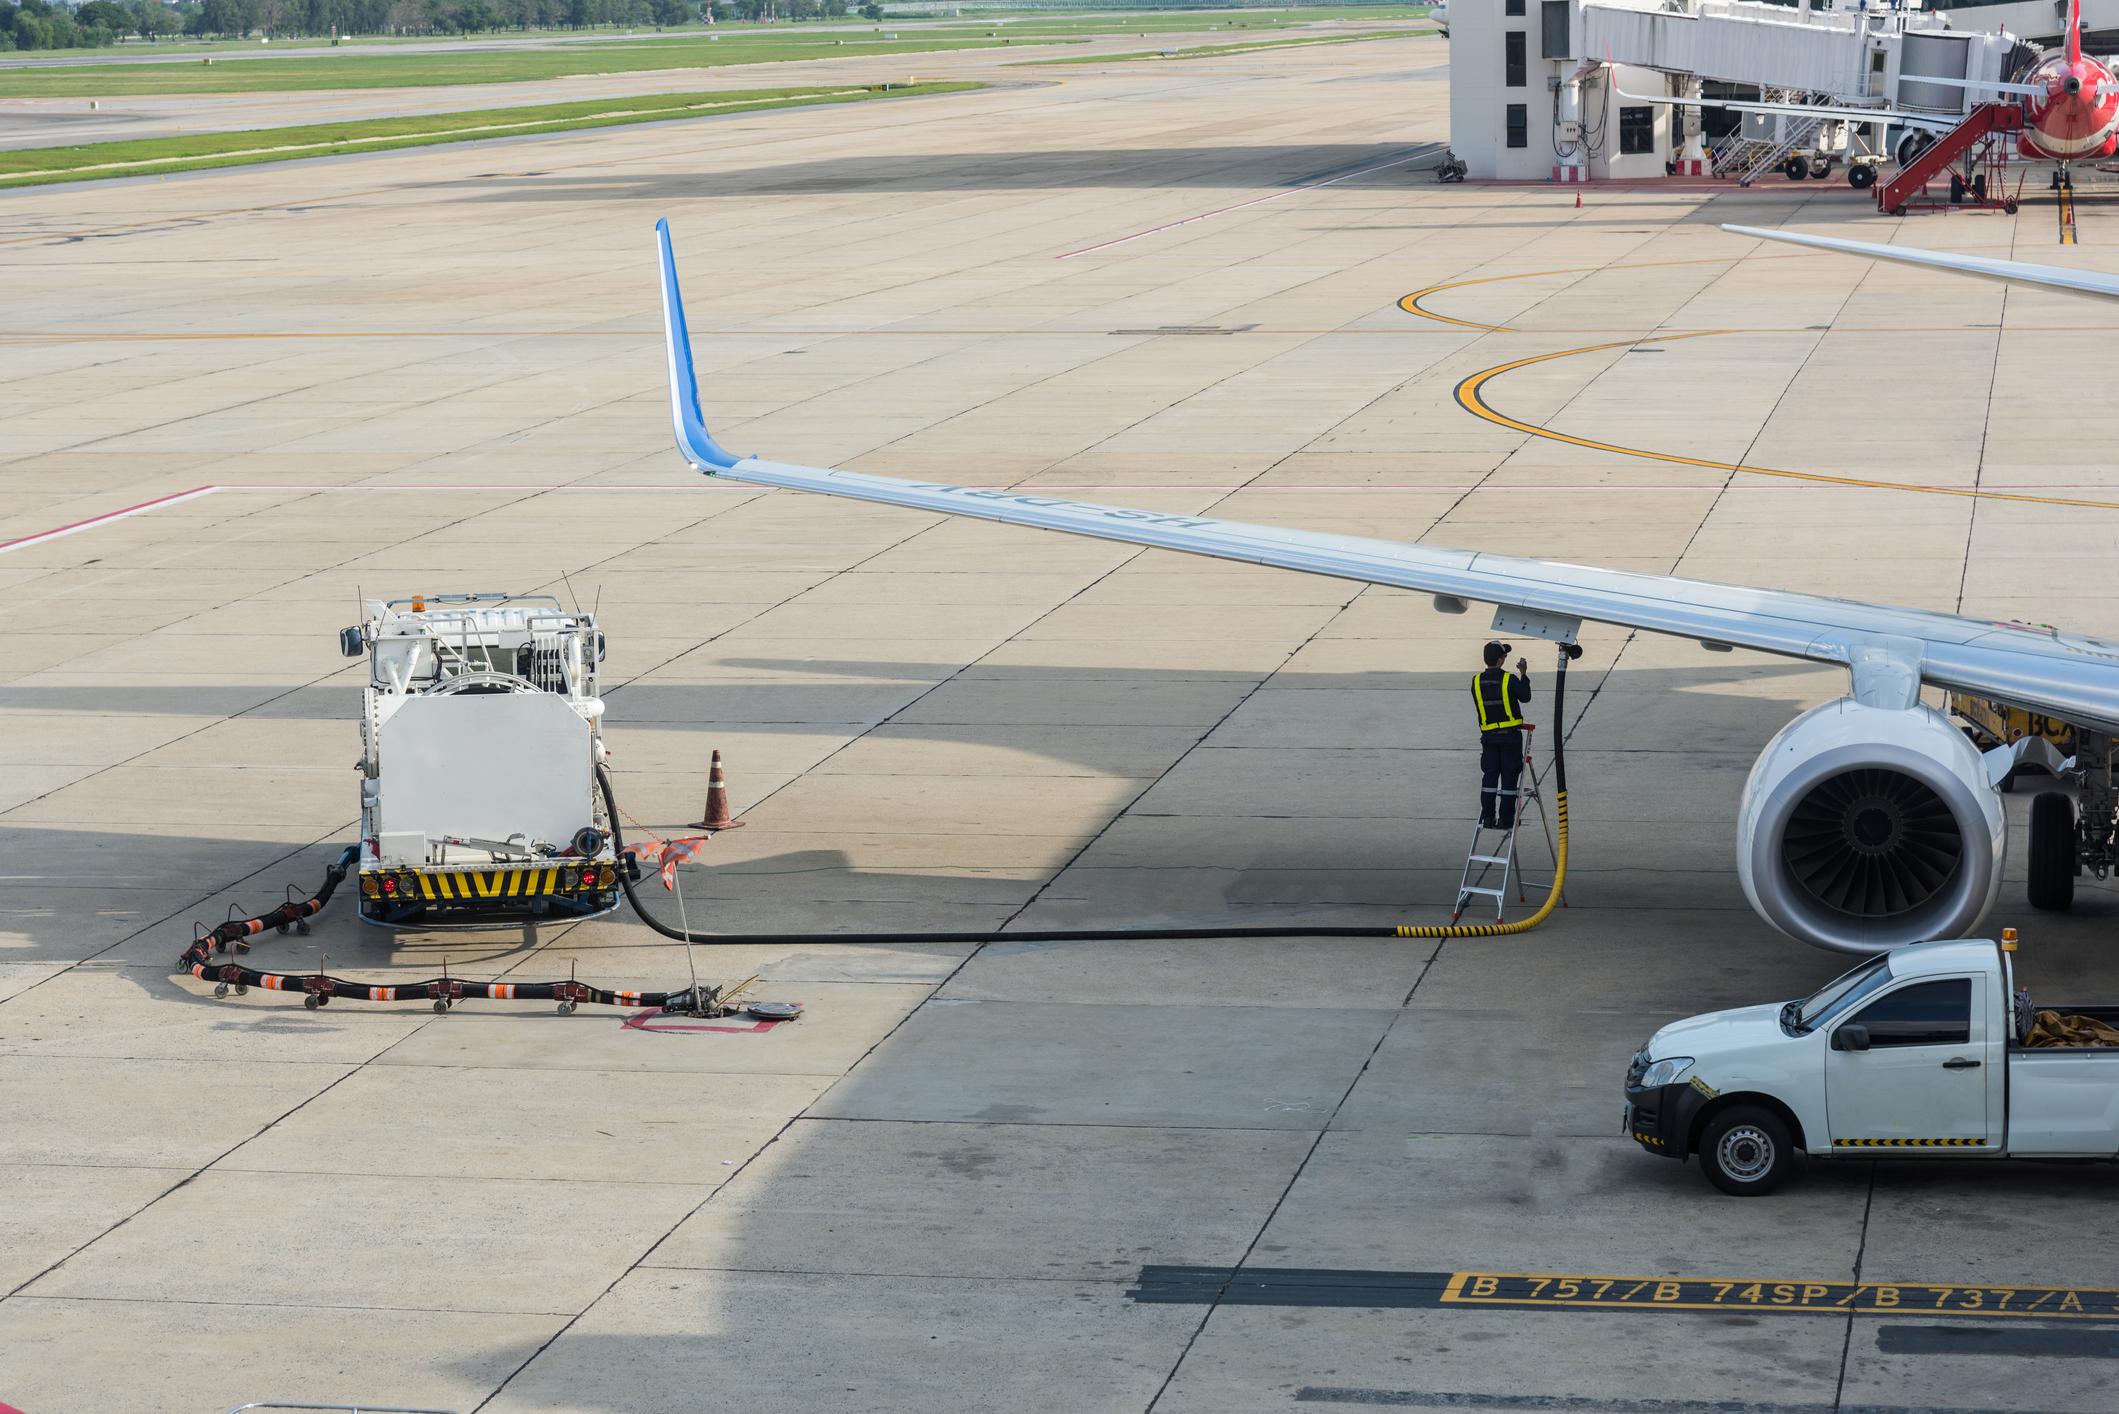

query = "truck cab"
[1625,936,2119,1194]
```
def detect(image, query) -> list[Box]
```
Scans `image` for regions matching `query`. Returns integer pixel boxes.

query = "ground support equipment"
[1878,103,2024,216]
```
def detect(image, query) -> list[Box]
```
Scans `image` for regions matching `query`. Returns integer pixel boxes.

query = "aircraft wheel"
[1949,174,1966,203]
[2028,790,2077,913]
[1699,1105,1793,1197]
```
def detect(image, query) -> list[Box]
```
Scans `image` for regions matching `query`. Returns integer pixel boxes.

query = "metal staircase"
[1875,102,2024,215]
[1710,93,1825,186]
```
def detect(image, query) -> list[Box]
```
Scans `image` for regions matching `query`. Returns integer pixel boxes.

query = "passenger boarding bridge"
[1449,0,2025,182]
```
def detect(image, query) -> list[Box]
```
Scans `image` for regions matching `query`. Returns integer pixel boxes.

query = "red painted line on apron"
[0,484,217,556]
[622,1008,789,1035]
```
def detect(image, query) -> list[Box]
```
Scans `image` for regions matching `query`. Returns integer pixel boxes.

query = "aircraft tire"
[2027,790,2076,913]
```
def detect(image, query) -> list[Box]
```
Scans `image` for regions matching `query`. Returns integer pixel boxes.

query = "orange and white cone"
[692,749,746,832]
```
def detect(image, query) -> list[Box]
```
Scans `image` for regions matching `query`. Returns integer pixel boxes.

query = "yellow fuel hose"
[1394,642,1575,937]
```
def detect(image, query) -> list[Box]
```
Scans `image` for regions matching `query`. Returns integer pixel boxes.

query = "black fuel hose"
[179,845,359,968]
[598,643,1577,946]
[184,957,712,1012]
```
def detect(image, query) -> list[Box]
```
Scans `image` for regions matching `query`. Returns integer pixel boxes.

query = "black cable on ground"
[599,642,1578,947]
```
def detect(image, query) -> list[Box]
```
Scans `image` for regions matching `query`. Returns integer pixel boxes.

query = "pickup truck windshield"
[1793,957,1892,1031]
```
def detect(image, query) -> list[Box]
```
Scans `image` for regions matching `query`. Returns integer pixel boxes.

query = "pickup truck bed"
[2018,1002,2119,1048]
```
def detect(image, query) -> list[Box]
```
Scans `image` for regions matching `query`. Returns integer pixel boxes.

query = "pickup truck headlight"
[1638,1057,1695,1088]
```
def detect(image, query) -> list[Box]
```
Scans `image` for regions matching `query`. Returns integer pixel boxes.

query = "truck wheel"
[1785,156,1808,181]
[2028,790,2076,912]
[1849,163,1876,190]
[1699,1106,1792,1196]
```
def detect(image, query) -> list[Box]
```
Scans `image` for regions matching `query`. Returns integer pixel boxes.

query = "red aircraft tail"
[2068,0,2083,66]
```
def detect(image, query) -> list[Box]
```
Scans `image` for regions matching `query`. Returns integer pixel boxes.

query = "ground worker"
[1472,641,1532,829]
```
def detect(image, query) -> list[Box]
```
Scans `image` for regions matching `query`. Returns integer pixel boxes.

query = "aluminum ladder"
[1451,726,1561,923]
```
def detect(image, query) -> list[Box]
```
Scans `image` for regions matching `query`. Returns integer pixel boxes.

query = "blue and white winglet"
[654,219,2119,738]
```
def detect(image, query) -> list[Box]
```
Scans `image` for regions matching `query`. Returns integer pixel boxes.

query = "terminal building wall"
[1448,0,1670,180]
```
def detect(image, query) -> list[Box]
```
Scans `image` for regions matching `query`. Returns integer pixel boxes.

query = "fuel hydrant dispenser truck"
[348,593,621,934]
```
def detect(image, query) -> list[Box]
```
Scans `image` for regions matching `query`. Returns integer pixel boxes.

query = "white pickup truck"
[1623,937,2119,1194]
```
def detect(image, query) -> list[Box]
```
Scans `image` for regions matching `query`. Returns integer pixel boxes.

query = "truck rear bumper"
[359,863,618,924]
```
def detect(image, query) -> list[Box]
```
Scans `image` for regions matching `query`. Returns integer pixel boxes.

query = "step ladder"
[1451,725,1562,923]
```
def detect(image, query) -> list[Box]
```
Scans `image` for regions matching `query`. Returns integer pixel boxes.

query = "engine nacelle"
[1738,699,2005,955]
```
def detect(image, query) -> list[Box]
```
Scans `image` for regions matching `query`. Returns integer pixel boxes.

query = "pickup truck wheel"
[1700,1106,1792,1196]
[2028,790,2076,912]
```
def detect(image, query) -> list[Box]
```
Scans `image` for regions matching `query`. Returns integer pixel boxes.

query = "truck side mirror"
[1832,1023,1871,1052]
[339,626,365,659]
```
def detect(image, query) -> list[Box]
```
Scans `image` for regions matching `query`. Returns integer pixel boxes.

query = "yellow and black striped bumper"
[361,863,616,905]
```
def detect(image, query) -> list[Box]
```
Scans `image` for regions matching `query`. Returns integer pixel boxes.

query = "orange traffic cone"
[691,749,746,832]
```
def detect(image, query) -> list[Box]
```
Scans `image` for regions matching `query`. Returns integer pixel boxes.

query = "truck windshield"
[1793,957,1892,1032]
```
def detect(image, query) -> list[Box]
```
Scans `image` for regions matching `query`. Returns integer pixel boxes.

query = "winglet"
[655,218,742,473]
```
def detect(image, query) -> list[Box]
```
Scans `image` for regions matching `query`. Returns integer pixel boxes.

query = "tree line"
[1,0,867,50]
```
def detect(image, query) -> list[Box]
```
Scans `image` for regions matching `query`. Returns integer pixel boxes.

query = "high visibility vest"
[1472,669,1524,732]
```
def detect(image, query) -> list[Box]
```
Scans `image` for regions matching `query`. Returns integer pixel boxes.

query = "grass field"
[0,80,978,186]
[0,7,1427,97]
[1025,26,1421,62]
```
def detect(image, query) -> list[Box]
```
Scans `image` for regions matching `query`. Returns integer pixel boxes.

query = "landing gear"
[2028,791,2077,912]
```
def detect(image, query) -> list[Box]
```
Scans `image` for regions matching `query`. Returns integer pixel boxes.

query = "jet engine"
[1738,699,2005,954]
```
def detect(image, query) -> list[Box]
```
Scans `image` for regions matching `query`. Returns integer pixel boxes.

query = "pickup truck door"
[1824,974,1996,1153]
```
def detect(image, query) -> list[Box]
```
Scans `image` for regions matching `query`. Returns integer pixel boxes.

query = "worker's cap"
[1483,641,1511,665]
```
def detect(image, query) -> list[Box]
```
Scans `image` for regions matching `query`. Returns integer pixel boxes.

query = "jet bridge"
[1450,0,2020,182]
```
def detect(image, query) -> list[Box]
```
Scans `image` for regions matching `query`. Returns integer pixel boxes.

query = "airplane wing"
[653,219,2119,733]
[1723,223,2119,303]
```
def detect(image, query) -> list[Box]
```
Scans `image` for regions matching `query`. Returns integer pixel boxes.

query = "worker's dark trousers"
[1479,730,1524,829]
